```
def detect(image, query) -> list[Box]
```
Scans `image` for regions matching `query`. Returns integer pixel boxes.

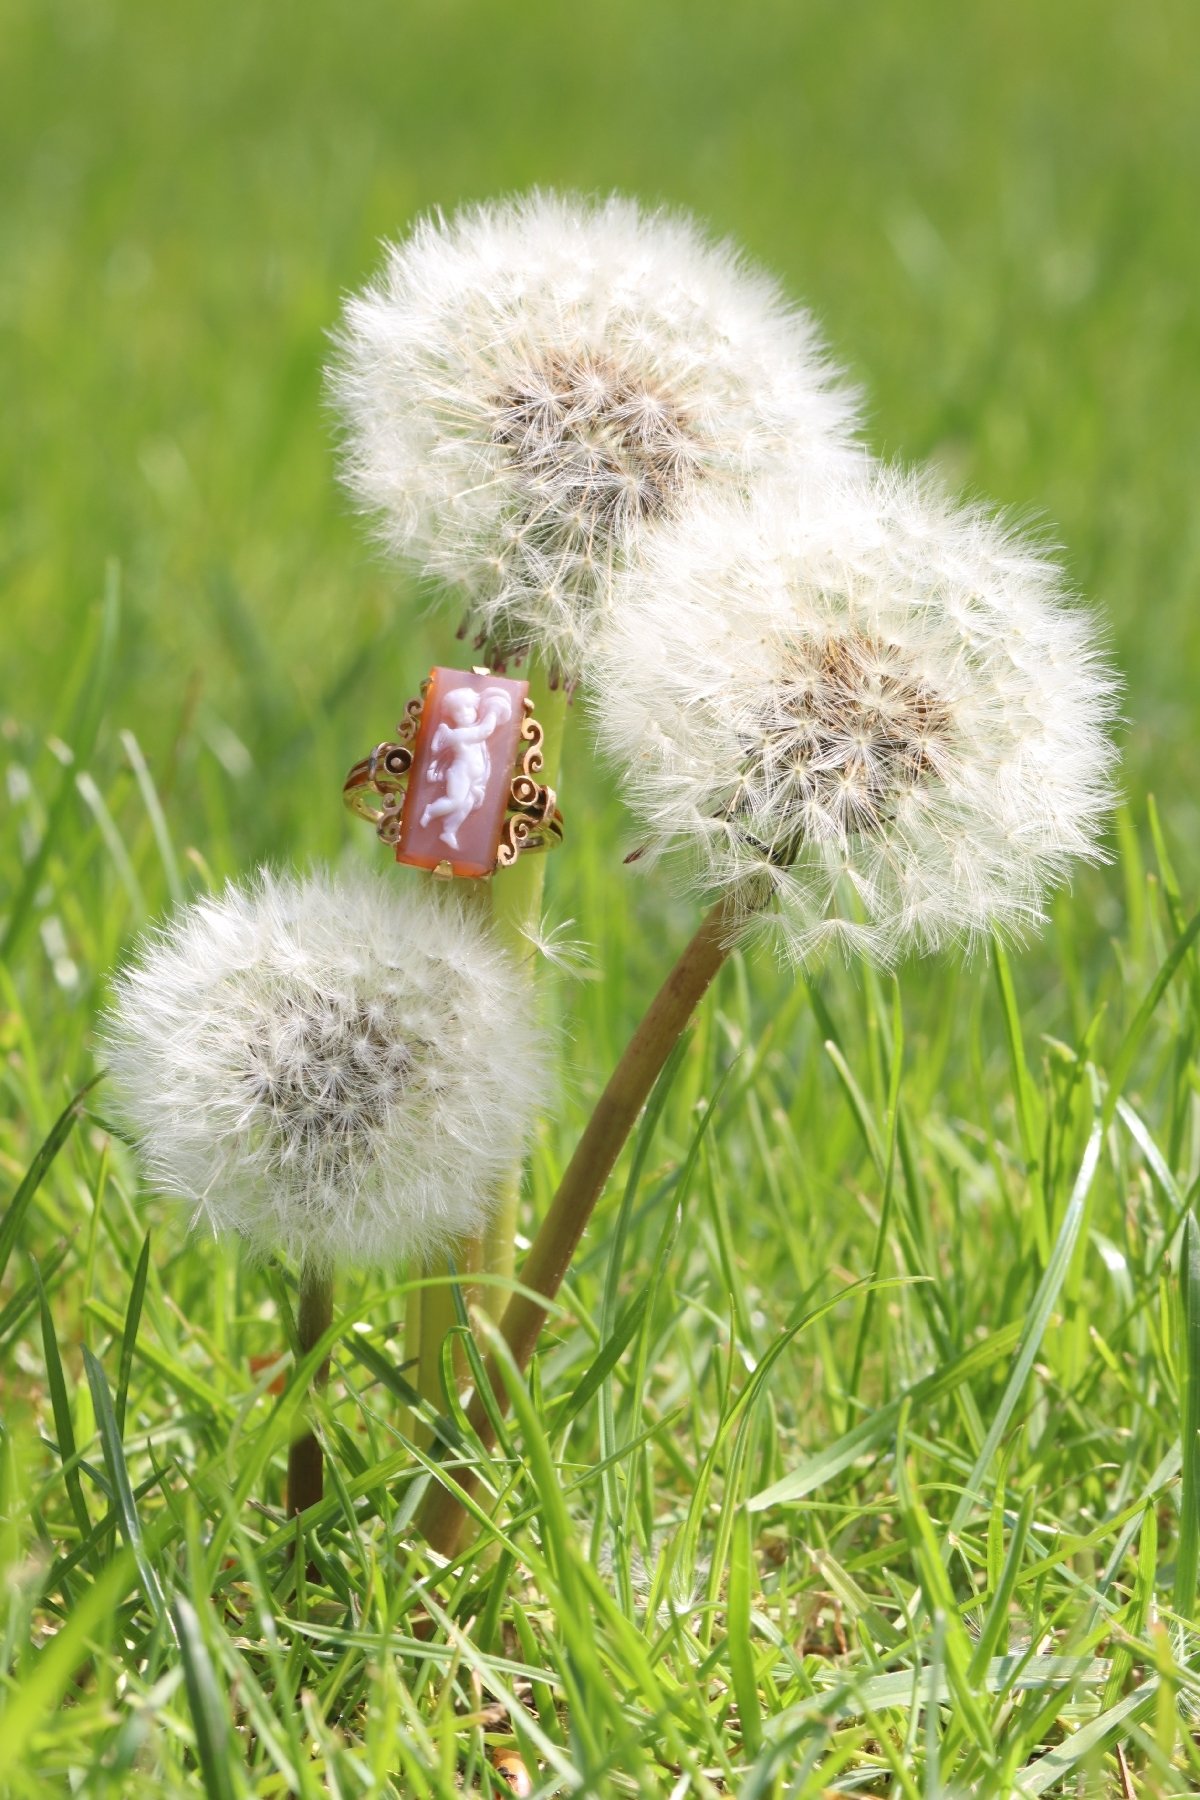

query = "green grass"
[4,0,1200,1792]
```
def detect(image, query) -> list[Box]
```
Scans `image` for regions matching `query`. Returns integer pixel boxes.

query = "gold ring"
[343,667,564,880]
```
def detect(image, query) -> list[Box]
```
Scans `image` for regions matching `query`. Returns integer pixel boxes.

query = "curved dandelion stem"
[417,888,741,1558]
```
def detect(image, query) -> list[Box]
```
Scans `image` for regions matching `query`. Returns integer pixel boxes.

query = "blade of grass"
[895,1404,996,1759]
[847,982,904,1400]
[119,728,184,906]
[1173,1210,1200,1620]
[1104,1504,1157,1711]
[0,1239,70,1350]
[727,1486,763,1757]
[35,1261,95,1568]
[557,1288,649,1429]
[116,1231,151,1437]
[949,1122,1102,1534]
[1103,903,1200,1130]
[762,1652,1112,1744]
[0,1543,139,1782]
[0,564,120,962]
[82,1345,171,1633]
[84,1297,234,1420]
[1019,1681,1158,1794]
[599,1029,695,1350]
[824,1038,885,1175]
[968,1485,1034,1683]
[993,940,1049,1260]
[171,1595,239,1800]
[74,768,147,917]
[748,1318,1022,1510]
[0,1074,100,1288]
[597,1034,693,1491]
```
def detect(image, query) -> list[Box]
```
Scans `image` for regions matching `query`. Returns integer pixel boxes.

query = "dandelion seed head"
[595,468,1119,967]
[744,628,956,850]
[104,868,545,1270]
[329,189,862,674]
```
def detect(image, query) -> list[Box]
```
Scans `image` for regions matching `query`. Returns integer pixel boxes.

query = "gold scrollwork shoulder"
[343,739,413,836]
[517,697,545,779]
[395,688,426,745]
[496,815,534,868]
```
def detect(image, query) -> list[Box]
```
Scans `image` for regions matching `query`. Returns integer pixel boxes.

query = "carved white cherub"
[420,686,514,849]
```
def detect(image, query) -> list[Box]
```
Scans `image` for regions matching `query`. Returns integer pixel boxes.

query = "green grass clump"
[4,0,1200,1792]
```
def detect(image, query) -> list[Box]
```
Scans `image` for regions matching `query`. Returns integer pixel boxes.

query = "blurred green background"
[3,0,1198,893]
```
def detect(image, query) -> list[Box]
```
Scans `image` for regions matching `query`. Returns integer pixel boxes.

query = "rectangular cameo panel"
[395,667,530,878]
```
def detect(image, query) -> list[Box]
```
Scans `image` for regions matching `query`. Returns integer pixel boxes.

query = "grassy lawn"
[3,0,1200,1792]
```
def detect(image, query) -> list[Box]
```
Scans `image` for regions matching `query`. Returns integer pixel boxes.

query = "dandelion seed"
[104,867,546,1270]
[596,1536,709,1624]
[594,468,1119,966]
[517,913,598,980]
[329,189,862,676]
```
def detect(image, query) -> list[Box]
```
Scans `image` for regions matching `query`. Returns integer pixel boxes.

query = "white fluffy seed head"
[329,189,862,676]
[103,868,545,1271]
[594,469,1119,967]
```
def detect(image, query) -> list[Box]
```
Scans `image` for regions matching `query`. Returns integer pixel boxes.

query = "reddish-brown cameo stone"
[395,667,529,878]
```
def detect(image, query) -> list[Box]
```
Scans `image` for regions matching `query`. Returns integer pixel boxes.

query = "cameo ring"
[344,666,564,879]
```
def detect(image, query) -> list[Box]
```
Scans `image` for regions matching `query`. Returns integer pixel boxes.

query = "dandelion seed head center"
[242,988,422,1178]
[747,629,955,844]
[491,349,703,533]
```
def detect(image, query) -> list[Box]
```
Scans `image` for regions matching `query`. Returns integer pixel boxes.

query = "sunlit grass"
[4,579,1200,1792]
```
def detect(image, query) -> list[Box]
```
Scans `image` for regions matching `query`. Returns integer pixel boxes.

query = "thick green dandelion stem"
[287,1258,333,1519]
[418,891,739,1558]
[402,1274,423,1440]
[410,876,509,1432]
[482,669,569,1315]
[414,1253,477,1445]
